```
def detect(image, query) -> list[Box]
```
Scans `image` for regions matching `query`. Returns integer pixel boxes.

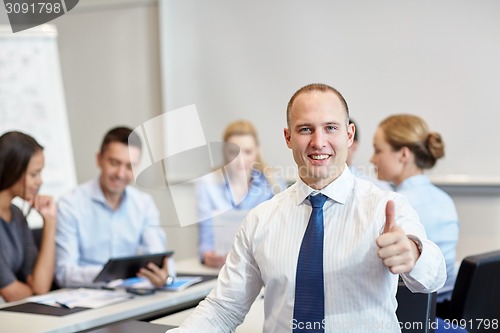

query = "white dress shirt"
[170,167,446,333]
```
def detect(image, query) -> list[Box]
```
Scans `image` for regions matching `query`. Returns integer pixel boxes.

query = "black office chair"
[396,281,436,333]
[446,250,500,333]
[31,227,43,250]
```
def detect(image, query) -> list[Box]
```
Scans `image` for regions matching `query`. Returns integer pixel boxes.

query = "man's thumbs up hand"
[376,200,420,274]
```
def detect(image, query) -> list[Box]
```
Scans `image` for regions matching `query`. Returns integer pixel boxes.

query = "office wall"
[159,0,500,262]
[160,0,500,182]
[2,1,499,262]
[53,1,198,259]
[1,2,164,190]
[0,1,198,259]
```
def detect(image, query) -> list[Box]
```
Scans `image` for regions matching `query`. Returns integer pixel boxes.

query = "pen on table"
[55,301,71,309]
[101,286,117,291]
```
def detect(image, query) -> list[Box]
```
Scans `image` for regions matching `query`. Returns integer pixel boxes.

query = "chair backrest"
[449,250,500,332]
[31,227,43,250]
[396,281,436,333]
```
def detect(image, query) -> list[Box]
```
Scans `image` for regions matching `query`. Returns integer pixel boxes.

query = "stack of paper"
[28,288,132,309]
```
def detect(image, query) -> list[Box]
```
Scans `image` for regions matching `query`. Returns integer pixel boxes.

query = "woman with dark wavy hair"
[0,131,56,302]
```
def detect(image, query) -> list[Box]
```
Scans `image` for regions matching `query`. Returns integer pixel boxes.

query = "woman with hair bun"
[370,114,459,316]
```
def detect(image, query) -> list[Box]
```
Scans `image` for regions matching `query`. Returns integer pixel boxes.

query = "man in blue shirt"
[55,127,169,288]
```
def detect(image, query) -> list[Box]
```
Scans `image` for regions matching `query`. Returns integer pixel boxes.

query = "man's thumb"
[383,200,395,233]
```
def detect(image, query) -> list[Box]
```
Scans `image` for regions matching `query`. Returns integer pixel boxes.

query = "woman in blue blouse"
[196,120,284,268]
[0,131,56,302]
[371,114,459,316]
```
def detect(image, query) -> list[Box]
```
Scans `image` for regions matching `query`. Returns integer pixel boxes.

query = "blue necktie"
[293,194,328,333]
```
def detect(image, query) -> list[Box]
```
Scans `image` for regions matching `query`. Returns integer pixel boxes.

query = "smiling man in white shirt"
[169,83,446,333]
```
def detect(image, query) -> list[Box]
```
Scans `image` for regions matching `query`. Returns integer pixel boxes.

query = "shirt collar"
[294,165,354,206]
[90,178,128,208]
[396,174,430,191]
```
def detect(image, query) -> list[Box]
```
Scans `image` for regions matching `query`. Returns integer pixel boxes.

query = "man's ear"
[347,122,355,147]
[284,128,292,149]
[96,151,102,168]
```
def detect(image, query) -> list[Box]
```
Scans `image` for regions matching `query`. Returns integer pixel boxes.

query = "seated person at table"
[196,120,284,268]
[0,131,56,302]
[371,114,459,312]
[56,127,169,288]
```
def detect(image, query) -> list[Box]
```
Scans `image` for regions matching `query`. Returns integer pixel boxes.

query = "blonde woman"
[371,114,459,316]
[196,120,284,268]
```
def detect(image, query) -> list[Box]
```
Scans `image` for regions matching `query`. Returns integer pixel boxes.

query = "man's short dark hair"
[286,83,349,127]
[100,126,142,154]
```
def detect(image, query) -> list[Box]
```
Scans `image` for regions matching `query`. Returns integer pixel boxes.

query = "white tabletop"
[0,258,218,333]
[152,290,265,332]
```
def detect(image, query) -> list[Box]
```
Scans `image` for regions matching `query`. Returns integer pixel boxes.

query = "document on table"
[28,288,133,309]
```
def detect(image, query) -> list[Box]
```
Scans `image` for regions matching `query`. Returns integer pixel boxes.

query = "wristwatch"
[166,275,175,286]
[407,234,423,256]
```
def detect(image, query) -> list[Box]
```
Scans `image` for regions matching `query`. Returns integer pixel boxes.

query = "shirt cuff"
[402,238,446,293]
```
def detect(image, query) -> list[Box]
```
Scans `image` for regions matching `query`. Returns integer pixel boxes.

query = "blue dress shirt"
[56,179,166,287]
[196,169,284,258]
[396,174,459,302]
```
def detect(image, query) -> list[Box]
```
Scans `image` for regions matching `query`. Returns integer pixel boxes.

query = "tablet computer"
[93,252,174,283]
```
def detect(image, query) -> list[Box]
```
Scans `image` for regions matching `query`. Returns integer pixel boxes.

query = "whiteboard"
[0,25,76,206]
[159,0,500,184]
